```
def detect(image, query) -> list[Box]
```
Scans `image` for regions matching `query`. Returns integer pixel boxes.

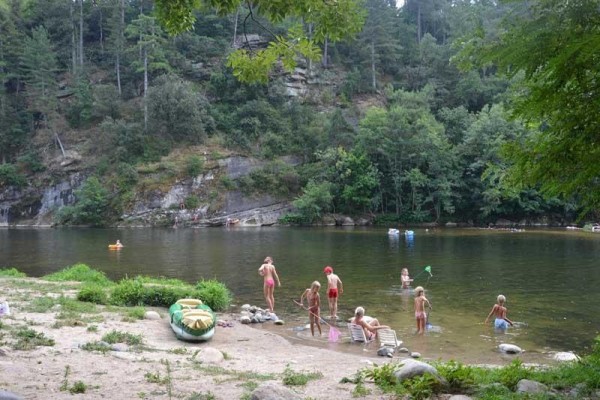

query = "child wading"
[258,256,281,313]
[414,286,431,334]
[401,267,413,289]
[300,281,322,336]
[484,294,513,331]
[324,266,343,319]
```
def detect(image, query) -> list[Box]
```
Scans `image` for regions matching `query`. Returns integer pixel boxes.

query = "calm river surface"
[1,226,599,364]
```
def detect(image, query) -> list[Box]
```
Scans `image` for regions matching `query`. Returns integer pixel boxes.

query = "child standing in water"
[300,281,322,336]
[414,286,431,334]
[324,266,343,319]
[484,294,513,330]
[258,256,281,313]
[401,268,413,289]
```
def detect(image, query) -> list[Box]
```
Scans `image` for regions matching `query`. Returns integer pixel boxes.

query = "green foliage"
[362,363,399,389]
[109,278,146,306]
[56,177,111,226]
[69,381,87,394]
[101,330,143,346]
[77,285,108,305]
[281,365,323,386]
[237,161,301,197]
[195,279,232,312]
[184,195,200,210]
[12,327,55,350]
[147,74,215,144]
[80,341,111,353]
[43,264,111,285]
[0,163,26,187]
[0,267,26,277]
[292,180,333,223]
[434,360,475,393]
[401,374,438,400]
[186,155,204,177]
[472,359,532,391]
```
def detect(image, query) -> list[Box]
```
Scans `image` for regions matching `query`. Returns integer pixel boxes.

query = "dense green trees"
[0,0,594,225]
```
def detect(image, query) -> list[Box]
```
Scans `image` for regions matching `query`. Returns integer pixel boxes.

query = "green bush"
[0,268,27,278]
[44,264,111,285]
[77,285,108,304]
[184,195,200,210]
[434,360,475,393]
[195,279,232,311]
[110,278,146,306]
[0,163,27,187]
[186,155,204,177]
[142,285,189,307]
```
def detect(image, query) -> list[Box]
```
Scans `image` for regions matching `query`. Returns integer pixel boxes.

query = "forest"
[0,0,597,226]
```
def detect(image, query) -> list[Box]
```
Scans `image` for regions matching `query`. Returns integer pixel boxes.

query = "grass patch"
[0,268,27,277]
[194,365,276,382]
[12,326,55,350]
[282,365,323,386]
[186,392,216,400]
[87,325,99,332]
[102,329,143,346]
[168,347,189,355]
[44,263,112,285]
[27,296,100,314]
[80,341,111,353]
[77,285,109,304]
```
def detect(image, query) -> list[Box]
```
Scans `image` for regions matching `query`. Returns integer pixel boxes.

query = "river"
[1,226,599,364]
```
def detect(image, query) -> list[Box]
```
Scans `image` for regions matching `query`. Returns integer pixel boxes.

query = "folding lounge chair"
[378,328,402,348]
[348,323,374,343]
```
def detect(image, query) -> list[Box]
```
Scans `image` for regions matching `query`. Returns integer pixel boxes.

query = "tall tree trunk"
[78,0,84,67]
[322,36,329,68]
[143,47,148,131]
[71,2,77,73]
[417,1,422,44]
[370,41,376,90]
[116,0,124,96]
[232,8,239,47]
[99,4,104,54]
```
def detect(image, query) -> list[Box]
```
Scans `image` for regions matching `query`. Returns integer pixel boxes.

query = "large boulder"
[393,359,447,386]
[516,379,548,394]
[499,343,522,354]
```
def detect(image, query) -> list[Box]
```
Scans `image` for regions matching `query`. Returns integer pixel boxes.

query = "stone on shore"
[516,379,548,394]
[499,343,522,354]
[393,359,447,387]
[553,351,579,362]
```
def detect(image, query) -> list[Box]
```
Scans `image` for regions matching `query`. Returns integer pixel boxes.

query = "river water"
[1,226,599,364]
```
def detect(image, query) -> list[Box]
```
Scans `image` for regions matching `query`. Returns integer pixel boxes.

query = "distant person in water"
[350,306,389,340]
[414,286,431,334]
[401,267,413,289]
[300,281,322,336]
[115,240,123,248]
[258,256,281,313]
[484,294,513,331]
[324,266,343,319]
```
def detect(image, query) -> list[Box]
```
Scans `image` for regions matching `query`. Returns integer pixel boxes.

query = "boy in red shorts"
[324,266,343,319]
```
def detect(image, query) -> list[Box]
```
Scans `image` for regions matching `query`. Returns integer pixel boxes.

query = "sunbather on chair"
[350,306,390,340]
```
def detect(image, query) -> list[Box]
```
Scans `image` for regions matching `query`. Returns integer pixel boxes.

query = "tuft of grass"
[102,330,143,346]
[87,325,98,332]
[80,341,111,353]
[168,347,188,355]
[77,285,109,304]
[44,264,112,285]
[0,268,27,277]
[69,381,87,394]
[124,306,146,321]
[12,327,55,350]
[186,392,216,400]
[281,365,323,386]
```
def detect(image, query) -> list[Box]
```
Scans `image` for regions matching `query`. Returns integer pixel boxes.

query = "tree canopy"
[457,0,600,214]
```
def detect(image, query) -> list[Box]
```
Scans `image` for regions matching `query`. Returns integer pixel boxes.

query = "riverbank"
[0,276,393,399]
[1,276,598,399]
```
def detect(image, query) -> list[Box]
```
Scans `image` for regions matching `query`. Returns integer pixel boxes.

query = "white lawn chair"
[348,323,374,344]
[378,328,402,348]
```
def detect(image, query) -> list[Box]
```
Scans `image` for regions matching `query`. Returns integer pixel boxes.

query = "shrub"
[0,163,27,187]
[44,264,111,285]
[184,195,200,210]
[142,285,189,307]
[434,360,475,393]
[195,279,232,311]
[186,155,204,177]
[110,278,145,306]
[77,285,108,304]
[0,268,27,278]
